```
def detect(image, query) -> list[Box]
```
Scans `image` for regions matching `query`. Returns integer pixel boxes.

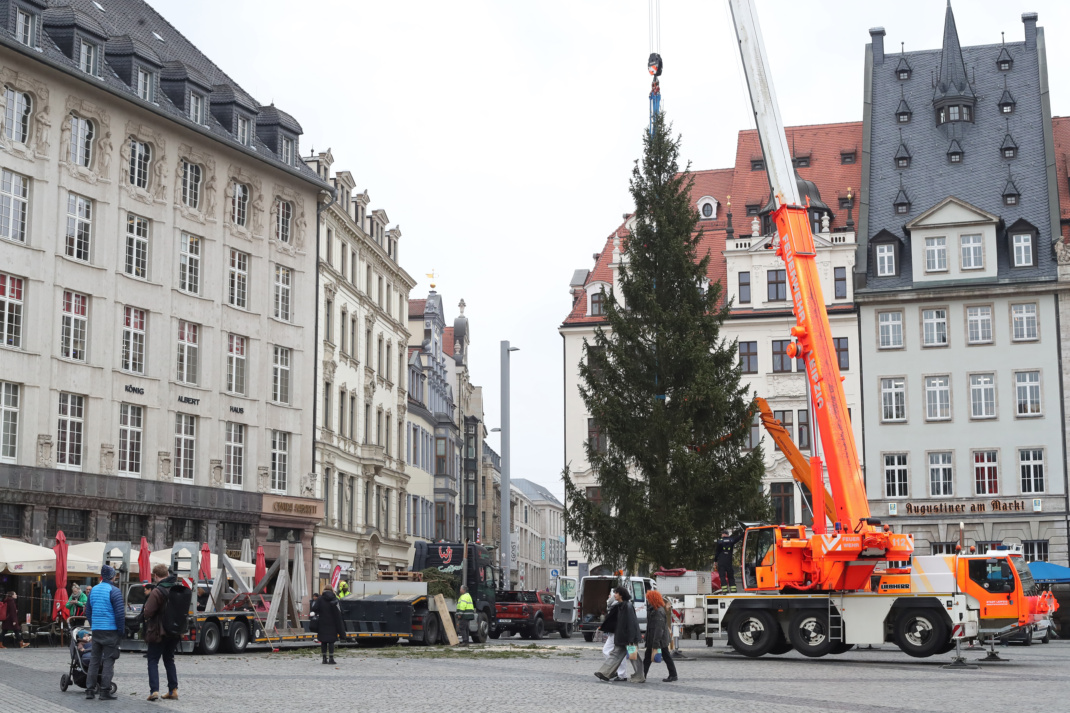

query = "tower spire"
[933,1,974,104]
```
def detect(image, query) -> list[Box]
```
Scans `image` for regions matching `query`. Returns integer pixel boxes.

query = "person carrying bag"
[594,586,644,684]
[642,590,678,682]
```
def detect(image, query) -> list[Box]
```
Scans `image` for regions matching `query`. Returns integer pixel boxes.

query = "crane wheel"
[788,610,834,658]
[725,610,779,657]
[893,608,948,658]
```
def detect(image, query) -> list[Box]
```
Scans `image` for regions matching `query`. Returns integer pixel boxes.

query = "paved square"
[1,638,1066,712]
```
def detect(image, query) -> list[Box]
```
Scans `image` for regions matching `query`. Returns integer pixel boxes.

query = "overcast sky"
[154,0,1070,498]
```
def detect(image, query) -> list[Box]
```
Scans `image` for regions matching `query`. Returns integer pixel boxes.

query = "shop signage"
[902,499,1027,515]
[124,384,144,395]
[178,395,200,406]
[318,559,331,574]
[272,500,319,515]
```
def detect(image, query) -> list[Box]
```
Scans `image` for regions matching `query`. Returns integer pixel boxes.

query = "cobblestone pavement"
[1,638,1067,712]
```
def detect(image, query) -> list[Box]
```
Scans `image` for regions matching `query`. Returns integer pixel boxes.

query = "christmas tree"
[563,113,769,572]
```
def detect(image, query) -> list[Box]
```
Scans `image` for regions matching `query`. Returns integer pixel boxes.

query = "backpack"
[161,582,193,639]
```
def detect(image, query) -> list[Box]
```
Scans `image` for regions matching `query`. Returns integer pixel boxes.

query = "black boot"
[321,655,329,664]
[328,656,336,664]
[99,690,118,700]
[85,688,96,700]
[663,675,679,683]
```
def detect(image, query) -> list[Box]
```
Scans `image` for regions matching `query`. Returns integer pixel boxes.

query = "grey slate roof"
[511,479,563,507]
[861,5,1056,292]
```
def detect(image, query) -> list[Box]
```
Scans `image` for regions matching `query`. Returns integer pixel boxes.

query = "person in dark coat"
[142,564,180,701]
[310,588,346,664]
[715,528,744,592]
[594,586,644,683]
[642,590,678,682]
[1,592,28,648]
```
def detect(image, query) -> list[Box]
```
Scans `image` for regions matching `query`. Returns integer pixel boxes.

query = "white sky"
[152,0,1070,499]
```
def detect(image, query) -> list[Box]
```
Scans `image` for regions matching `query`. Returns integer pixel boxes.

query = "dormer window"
[135,67,155,102]
[947,140,963,164]
[746,205,760,217]
[893,187,911,215]
[793,156,810,168]
[998,88,1016,114]
[236,116,250,146]
[701,203,714,218]
[281,137,295,166]
[895,98,911,123]
[895,56,912,80]
[894,140,911,169]
[751,160,765,171]
[1003,147,1017,159]
[999,60,1011,71]
[189,92,206,124]
[79,40,100,76]
[841,151,856,165]
[15,8,37,47]
[1003,177,1020,206]
[997,47,1013,72]
[1001,130,1018,159]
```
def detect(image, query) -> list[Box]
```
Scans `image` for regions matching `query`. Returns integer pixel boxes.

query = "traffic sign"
[550,569,559,578]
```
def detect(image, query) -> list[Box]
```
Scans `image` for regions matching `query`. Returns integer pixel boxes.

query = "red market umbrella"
[53,531,68,621]
[254,546,266,587]
[198,543,212,582]
[138,537,152,584]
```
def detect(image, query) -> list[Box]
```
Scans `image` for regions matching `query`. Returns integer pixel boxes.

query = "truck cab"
[576,575,656,642]
[411,542,499,643]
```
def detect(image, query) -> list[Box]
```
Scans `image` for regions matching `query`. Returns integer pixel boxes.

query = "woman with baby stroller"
[60,622,117,696]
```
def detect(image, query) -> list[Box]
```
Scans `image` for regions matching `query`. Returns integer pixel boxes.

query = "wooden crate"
[377,571,423,582]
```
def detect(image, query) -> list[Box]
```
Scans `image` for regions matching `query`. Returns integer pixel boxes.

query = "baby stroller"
[60,623,118,695]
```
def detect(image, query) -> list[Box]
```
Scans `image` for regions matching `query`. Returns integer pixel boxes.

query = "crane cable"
[648,0,663,136]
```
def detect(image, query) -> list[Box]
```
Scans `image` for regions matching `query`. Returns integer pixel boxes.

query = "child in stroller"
[60,624,117,695]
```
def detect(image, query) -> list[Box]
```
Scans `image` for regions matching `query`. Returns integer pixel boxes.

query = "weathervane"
[425,269,438,289]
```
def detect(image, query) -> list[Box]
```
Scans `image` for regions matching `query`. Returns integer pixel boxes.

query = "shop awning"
[1029,560,1070,584]
[0,538,56,573]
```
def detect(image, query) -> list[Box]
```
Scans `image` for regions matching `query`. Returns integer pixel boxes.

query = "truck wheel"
[893,609,948,658]
[770,639,794,655]
[788,610,834,658]
[224,621,249,654]
[726,610,779,658]
[488,629,501,639]
[583,632,594,643]
[559,623,573,639]
[422,615,440,646]
[474,612,490,644]
[198,622,221,655]
[531,617,545,640]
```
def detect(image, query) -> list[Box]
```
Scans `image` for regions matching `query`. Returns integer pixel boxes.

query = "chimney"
[1022,12,1038,50]
[870,27,886,65]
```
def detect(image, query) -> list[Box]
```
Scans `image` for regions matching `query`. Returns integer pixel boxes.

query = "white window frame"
[880,377,906,422]
[57,392,84,471]
[884,453,908,498]
[272,345,291,404]
[188,92,205,125]
[928,451,954,496]
[226,333,247,395]
[181,160,201,209]
[0,168,29,244]
[128,139,151,189]
[1015,370,1042,417]
[960,234,983,270]
[1019,448,1045,494]
[232,182,249,227]
[1013,233,1033,267]
[228,249,249,309]
[15,8,35,47]
[125,213,150,279]
[271,430,289,493]
[876,243,896,276]
[922,308,948,347]
[176,320,199,384]
[69,115,94,167]
[225,422,244,488]
[122,306,146,374]
[0,272,24,349]
[79,40,98,76]
[3,87,32,144]
[1011,303,1038,342]
[924,375,951,421]
[135,67,155,102]
[0,381,19,463]
[966,305,993,345]
[118,403,143,476]
[179,233,201,294]
[60,290,88,362]
[877,311,903,349]
[174,413,196,481]
[969,373,996,419]
[65,193,92,262]
[275,199,292,243]
[973,449,998,496]
[281,137,294,165]
[236,116,250,146]
[924,237,947,272]
[274,265,291,321]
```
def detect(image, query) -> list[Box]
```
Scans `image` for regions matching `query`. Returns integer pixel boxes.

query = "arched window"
[128,139,151,189]
[275,198,293,243]
[181,160,202,209]
[232,182,249,226]
[69,114,94,167]
[3,87,32,144]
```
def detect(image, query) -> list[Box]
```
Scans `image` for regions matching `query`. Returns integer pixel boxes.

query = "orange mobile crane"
[704,0,1056,659]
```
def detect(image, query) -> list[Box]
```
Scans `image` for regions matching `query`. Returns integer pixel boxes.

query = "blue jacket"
[85,581,125,633]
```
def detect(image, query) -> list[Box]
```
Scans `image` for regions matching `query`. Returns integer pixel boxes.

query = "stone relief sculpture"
[301,471,317,498]
[1054,237,1070,266]
[203,171,217,217]
[100,444,115,475]
[157,451,172,480]
[58,114,72,163]
[251,189,265,235]
[152,153,166,200]
[258,466,270,492]
[97,130,112,178]
[36,435,53,468]
[210,459,223,487]
[32,101,51,158]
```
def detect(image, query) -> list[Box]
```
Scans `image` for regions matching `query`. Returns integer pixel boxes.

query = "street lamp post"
[500,341,519,587]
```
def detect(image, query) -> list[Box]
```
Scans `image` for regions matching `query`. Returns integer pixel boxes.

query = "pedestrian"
[142,564,180,702]
[594,586,644,684]
[310,587,346,664]
[642,590,678,682]
[337,580,350,598]
[84,564,125,700]
[66,583,87,618]
[715,528,744,593]
[598,592,628,681]
[455,585,475,646]
[1,592,29,648]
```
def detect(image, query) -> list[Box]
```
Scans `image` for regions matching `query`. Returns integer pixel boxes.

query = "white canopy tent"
[0,538,55,574]
[66,543,255,579]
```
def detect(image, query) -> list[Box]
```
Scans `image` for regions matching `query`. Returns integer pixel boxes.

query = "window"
[770,482,794,524]
[109,513,149,542]
[1006,195,1019,206]
[326,300,334,343]
[122,306,146,373]
[827,337,847,371]
[738,272,751,303]
[931,542,958,555]
[0,273,24,348]
[227,334,247,395]
[701,202,714,218]
[15,8,35,47]
[274,265,292,321]
[1015,371,1041,416]
[925,237,947,271]
[1011,303,1038,341]
[922,309,948,346]
[323,383,332,431]
[925,376,951,420]
[0,503,23,537]
[175,413,195,480]
[79,40,98,75]
[745,414,760,450]
[169,518,202,542]
[739,341,758,374]
[272,346,290,404]
[181,160,202,209]
[125,213,150,278]
[841,152,856,164]
[895,203,909,214]
[881,377,906,422]
[225,422,244,487]
[927,452,953,496]
[1020,448,1044,493]
[878,311,903,349]
[883,454,908,497]
[769,339,792,373]
[49,508,88,541]
[128,139,151,189]
[271,430,289,492]
[750,159,765,171]
[65,193,92,262]
[69,115,94,167]
[60,291,88,361]
[970,374,996,418]
[118,403,143,475]
[966,306,993,344]
[1022,540,1048,563]
[179,233,200,294]
[1012,234,1033,267]
[3,88,31,144]
[281,137,294,165]
[960,234,983,269]
[57,393,84,469]
[833,267,847,299]
[236,116,250,146]
[876,244,896,276]
[772,410,793,451]
[0,169,28,245]
[232,182,249,226]
[974,450,998,495]
[188,92,205,124]
[1,382,19,463]
[767,270,786,301]
[176,320,199,384]
[275,199,292,243]
[590,291,604,316]
[135,67,154,102]
[228,249,249,309]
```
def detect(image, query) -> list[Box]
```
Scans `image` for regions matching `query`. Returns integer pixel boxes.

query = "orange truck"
[707,0,1057,659]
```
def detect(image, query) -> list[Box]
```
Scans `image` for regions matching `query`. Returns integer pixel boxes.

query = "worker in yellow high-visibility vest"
[456,585,475,646]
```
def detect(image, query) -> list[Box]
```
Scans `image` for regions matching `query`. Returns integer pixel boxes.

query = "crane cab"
[741,525,809,592]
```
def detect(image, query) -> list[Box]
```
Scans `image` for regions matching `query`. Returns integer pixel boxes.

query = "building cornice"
[856,278,1061,304]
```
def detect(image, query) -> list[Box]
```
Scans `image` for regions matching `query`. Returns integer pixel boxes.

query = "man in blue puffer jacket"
[84,564,125,700]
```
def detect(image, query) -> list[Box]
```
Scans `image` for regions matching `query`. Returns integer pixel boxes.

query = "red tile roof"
[562,122,862,327]
[409,299,427,318]
[1051,117,1070,239]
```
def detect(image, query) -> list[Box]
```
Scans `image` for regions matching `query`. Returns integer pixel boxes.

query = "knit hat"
[100,564,116,582]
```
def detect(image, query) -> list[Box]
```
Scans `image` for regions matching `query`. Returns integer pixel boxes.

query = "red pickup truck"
[491,590,572,640]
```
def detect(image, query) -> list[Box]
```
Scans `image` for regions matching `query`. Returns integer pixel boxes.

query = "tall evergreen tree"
[563,113,769,572]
